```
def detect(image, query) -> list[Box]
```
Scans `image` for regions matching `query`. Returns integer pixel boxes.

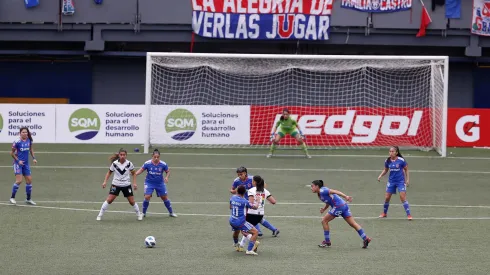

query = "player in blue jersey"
[134,149,177,218]
[230,185,261,256]
[377,146,412,220]
[230,167,254,195]
[311,180,371,249]
[10,127,37,205]
[230,166,277,237]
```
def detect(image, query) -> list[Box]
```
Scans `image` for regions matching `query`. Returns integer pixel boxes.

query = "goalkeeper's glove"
[270,133,275,142]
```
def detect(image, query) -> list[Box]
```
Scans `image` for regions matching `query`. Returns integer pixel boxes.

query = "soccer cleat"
[143,213,147,217]
[137,213,144,221]
[266,154,273,158]
[96,216,102,221]
[258,231,263,237]
[318,240,331,248]
[235,244,244,252]
[9,198,16,205]
[362,237,372,249]
[272,229,280,237]
[306,154,312,159]
[379,213,387,218]
[253,243,259,252]
[246,250,258,256]
[252,240,260,252]
[169,213,178,217]
[25,199,36,205]
[407,215,413,221]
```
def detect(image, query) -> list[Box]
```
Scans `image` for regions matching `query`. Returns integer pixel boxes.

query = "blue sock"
[11,183,20,198]
[26,184,32,200]
[233,237,238,244]
[255,224,261,232]
[260,219,277,232]
[357,229,367,240]
[324,230,330,242]
[164,199,173,214]
[403,201,411,215]
[383,202,390,214]
[142,199,150,214]
[247,240,255,251]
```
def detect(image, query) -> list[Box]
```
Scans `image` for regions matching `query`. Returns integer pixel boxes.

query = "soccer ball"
[145,236,156,248]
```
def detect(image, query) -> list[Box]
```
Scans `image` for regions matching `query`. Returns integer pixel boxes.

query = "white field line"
[1,202,490,220]
[5,200,490,209]
[0,165,489,174]
[0,150,489,160]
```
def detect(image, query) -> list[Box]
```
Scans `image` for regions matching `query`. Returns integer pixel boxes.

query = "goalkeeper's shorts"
[277,128,299,138]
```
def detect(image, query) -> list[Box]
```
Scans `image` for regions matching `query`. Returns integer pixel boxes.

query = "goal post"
[144,52,448,157]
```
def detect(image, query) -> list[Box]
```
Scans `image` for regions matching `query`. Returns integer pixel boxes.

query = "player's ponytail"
[109,153,119,163]
[20,127,33,142]
[253,175,265,192]
[395,146,403,158]
[27,129,33,142]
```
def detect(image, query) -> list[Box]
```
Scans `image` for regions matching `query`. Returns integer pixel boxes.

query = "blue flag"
[445,0,461,19]
[25,0,39,9]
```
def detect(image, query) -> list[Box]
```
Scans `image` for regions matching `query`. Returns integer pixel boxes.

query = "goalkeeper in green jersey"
[267,108,311,158]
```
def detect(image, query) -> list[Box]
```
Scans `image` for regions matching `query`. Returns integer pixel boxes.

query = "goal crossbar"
[147,52,448,61]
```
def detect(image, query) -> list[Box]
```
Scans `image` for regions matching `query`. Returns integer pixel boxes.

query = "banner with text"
[471,0,490,36]
[151,105,250,144]
[0,104,56,143]
[191,0,332,40]
[55,105,146,144]
[341,0,412,13]
[447,108,490,147]
[250,106,432,146]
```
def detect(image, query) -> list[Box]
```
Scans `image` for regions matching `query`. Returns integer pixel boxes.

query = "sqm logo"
[69,108,100,140]
[165,109,197,141]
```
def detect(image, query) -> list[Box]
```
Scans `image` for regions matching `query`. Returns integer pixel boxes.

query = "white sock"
[239,236,247,247]
[133,203,141,215]
[98,201,109,216]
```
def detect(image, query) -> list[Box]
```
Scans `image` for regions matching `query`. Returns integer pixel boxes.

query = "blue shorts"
[328,204,352,218]
[13,163,31,176]
[230,220,254,232]
[144,182,167,196]
[386,181,406,194]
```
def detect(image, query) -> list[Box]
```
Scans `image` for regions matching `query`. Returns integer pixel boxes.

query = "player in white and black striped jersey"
[237,175,280,252]
[97,148,143,221]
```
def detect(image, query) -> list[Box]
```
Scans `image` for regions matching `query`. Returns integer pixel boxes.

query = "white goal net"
[145,53,448,156]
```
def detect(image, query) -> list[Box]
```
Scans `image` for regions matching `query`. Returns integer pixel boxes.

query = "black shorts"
[109,185,133,197]
[246,214,264,226]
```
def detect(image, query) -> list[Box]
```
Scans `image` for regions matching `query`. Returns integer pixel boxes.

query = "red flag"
[416,4,432,37]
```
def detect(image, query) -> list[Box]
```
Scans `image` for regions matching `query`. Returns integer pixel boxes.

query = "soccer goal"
[144,53,448,157]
